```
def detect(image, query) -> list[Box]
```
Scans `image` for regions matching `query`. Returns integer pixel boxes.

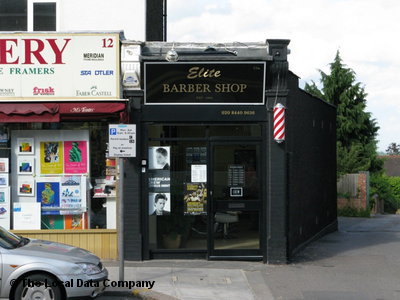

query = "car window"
[0,226,23,249]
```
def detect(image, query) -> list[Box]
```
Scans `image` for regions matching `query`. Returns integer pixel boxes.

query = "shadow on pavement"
[291,214,400,264]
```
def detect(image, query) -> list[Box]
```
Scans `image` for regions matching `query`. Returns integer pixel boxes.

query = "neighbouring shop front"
[0,32,127,260]
[122,40,338,263]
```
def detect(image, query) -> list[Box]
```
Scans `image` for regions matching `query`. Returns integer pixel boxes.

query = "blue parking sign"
[109,128,117,135]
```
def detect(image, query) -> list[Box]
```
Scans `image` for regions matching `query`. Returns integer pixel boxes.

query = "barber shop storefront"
[123,40,337,263]
[143,61,267,260]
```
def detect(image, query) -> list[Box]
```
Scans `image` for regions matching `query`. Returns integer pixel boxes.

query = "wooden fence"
[11,229,118,260]
[337,171,369,210]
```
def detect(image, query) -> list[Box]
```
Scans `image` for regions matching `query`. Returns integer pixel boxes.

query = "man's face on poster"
[154,198,167,213]
[156,152,167,166]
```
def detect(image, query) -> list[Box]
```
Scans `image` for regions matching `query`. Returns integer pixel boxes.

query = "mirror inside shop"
[0,122,118,230]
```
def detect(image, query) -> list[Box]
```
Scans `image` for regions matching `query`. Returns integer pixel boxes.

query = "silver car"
[0,227,108,300]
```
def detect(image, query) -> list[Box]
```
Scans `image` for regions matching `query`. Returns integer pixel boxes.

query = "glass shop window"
[33,2,56,31]
[0,122,118,231]
[0,0,28,31]
[148,125,208,250]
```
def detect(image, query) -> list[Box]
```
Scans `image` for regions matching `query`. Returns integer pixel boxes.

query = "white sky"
[167,0,400,152]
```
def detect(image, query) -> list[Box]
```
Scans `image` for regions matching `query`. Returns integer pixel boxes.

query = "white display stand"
[106,197,116,229]
[13,202,41,230]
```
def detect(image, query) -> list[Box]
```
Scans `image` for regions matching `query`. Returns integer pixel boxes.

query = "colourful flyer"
[37,180,60,215]
[41,215,64,229]
[40,142,64,174]
[60,176,82,213]
[63,141,88,174]
[64,214,83,229]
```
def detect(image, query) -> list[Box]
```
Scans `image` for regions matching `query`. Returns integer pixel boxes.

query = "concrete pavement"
[105,262,273,300]
[103,215,400,300]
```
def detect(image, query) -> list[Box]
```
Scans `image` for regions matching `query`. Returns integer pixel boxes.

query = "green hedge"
[370,175,400,213]
[337,206,370,218]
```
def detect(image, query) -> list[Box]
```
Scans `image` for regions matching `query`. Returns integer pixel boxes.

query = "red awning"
[0,102,128,123]
[59,102,127,121]
[0,103,60,123]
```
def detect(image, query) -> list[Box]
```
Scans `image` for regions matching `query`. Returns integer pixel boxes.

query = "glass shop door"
[208,142,262,259]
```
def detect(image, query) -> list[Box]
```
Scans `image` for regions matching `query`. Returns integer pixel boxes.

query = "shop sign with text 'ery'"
[144,62,266,105]
[0,33,120,101]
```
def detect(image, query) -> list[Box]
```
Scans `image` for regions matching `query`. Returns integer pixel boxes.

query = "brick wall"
[337,172,369,210]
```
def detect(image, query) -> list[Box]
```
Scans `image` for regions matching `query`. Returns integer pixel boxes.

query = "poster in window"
[148,147,170,170]
[40,141,63,174]
[60,176,82,214]
[63,141,88,174]
[148,171,170,192]
[0,187,10,228]
[0,187,9,203]
[0,204,8,219]
[0,158,9,173]
[184,183,207,215]
[41,215,64,230]
[17,157,34,175]
[191,164,207,183]
[17,138,34,155]
[149,192,171,216]
[17,176,35,196]
[0,174,8,186]
[64,214,83,229]
[13,202,41,230]
[37,178,60,215]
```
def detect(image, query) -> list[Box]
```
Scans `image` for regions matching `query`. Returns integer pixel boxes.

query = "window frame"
[28,0,59,31]
[0,0,28,31]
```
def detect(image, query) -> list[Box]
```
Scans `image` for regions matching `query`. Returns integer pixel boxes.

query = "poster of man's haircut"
[148,147,170,170]
[149,192,171,216]
[148,147,171,215]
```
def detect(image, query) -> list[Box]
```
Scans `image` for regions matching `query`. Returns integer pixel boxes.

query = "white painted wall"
[28,0,145,40]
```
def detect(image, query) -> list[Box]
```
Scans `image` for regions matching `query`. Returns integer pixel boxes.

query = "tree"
[305,51,381,176]
[386,142,400,155]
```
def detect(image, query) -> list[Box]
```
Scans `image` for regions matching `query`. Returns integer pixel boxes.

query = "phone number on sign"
[221,110,256,116]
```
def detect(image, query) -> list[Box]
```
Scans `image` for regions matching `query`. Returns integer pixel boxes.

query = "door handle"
[210,190,213,196]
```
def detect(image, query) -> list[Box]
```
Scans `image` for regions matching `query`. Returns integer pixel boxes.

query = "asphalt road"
[263,215,400,300]
[95,215,400,300]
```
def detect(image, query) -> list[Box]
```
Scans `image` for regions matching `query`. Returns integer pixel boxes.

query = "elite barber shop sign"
[0,33,120,100]
[144,62,266,105]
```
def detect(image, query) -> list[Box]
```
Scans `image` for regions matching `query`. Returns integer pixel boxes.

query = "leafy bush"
[370,174,399,213]
[386,176,400,211]
[337,206,370,217]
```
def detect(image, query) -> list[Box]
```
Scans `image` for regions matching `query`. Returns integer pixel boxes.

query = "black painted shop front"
[122,40,337,263]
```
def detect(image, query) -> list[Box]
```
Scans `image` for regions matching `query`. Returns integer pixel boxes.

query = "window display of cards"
[17,138,34,155]
[13,202,41,230]
[0,158,9,173]
[0,187,10,203]
[17,157,35,175]
[0,187,10,229]
[0,203,9,219]
[17,176,35,196]
[0,174,9,187]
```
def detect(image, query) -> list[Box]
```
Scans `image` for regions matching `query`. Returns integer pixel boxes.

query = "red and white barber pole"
[273,103,285,143]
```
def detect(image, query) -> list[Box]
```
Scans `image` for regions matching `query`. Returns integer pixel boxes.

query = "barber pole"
[273,103,285,143]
